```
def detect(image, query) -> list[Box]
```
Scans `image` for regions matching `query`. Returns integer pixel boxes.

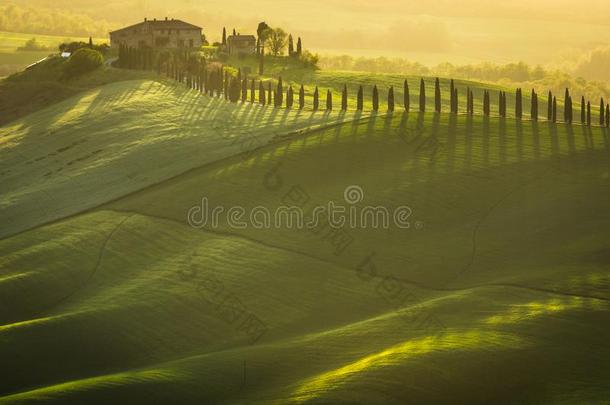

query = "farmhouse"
[109,18,203,49]
[226,34,256,56]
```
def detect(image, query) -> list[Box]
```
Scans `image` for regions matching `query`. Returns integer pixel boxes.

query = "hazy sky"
[19,0,610,66]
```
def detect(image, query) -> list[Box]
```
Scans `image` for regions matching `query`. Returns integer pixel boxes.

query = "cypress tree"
[259,48,264,75]
[287,86,294,108]
[587,101,591,126]
[601,98,605,126]
[547,91,552,121]
[223,71,229,100]
[606,104,610,128]
[470,89,474,115]
[483,91,490,116]
[341,85,348,111]
[530,90,537,120]
[256,38,260,55]
[434,78,441,113]
[357,85,363,111]
[564,88,570,122]
[516,88,522,119]
[296,37,302,55]
[552,96,557,122]
[267,82,272,106]
[299,85,305,109]
[88,36,93,48]
[251,79,255,103]
[326,89,332,111]
[313,86,319,111]
[241,78,247,102]
[372,85,379,112]
[466,87,471,114]
[453,88,458,114]
[581,96,586,124]
[276,77,283,107]
[419,78,426,112]
[288,34,294,56]
[388,86,395,112]
[449,79,455,112]
[233,28,236,36]
[403,80,410,111]
[229,78,241,102]
[222,27,227,45]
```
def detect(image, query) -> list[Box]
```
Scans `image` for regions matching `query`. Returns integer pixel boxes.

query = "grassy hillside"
[1,101,609,404]
[0,73,364,239]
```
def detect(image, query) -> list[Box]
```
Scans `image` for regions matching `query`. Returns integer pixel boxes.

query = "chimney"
[165,17,168,21]
[153,18,156,21]
[144,18,147,21]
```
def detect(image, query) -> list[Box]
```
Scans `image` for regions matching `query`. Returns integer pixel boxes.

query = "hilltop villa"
[109,18,203,49]
[226,34,257,56]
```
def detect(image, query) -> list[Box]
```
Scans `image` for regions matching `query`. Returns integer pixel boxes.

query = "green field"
[0,31,108,76]
[1,66,610,404]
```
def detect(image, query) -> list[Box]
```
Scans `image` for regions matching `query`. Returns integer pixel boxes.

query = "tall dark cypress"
[357,85,363,111]
[287,86,294,108]
[531,89,537,121]
[241,78,247,102]
[288,34,294,56]
[313,86,319,111]
[372,85,379,112]
[466,87,471,114]
[483,91,490,116]
[434,78,441,113]
[341,85,348,111]
[419,79,426,112]
[470,90,474,115]
[552,96,557,123]
[326,90,332,111]
[587,101,591,126]
[564,88,570,122]
[268,82,272,106]
[547,91,552,121]
[388,86,395,112]
[601,98,605,126]
[403,80,410,111]
[516,88,522,119]
[276,77,283,107]
[581,96,586,124]
[296,37,302,55]
[259,48,264,75]
[606,104,610,128]
[498,91,501,116]
[222,27,227,45]
[250,79,255,103]
[453,88,458,114]
[259,81,265,105]
[299,85,305,109]
[450,79,455,113]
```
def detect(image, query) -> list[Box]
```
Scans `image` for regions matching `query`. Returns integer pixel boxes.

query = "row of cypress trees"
[119,46,610,128]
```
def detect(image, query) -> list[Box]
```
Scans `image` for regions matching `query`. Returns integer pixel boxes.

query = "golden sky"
[19,0,610,66]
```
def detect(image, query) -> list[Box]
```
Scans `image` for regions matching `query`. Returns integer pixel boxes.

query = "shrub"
[63,48,103,78]
[17,38,53,52]
[59,41,109,55]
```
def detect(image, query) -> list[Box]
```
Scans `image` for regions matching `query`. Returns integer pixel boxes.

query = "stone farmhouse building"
[226,34,256,56]
[110,18,203,49]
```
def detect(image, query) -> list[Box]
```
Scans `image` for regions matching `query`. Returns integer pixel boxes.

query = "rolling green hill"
[1,72,609,404]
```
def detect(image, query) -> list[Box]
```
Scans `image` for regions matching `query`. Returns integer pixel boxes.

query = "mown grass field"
[1,66,610,404]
